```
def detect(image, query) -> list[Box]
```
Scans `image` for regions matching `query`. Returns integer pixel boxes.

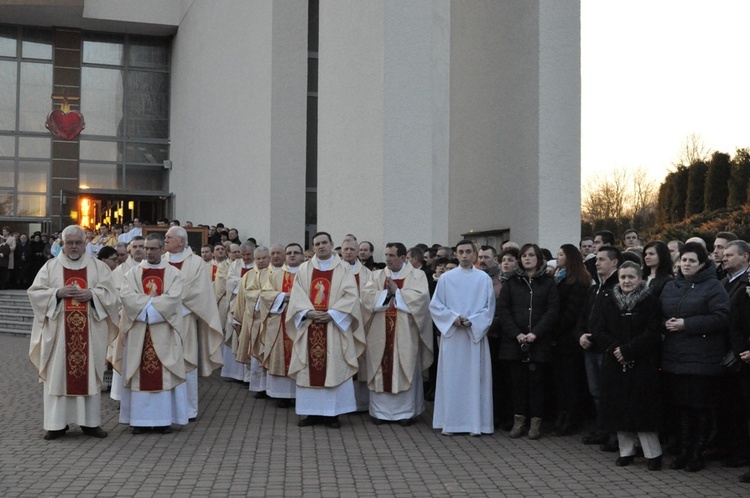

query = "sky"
[581,0,750,187]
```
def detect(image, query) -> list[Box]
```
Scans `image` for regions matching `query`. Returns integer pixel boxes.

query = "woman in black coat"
[498,243,559,440]
[660,242,730,472]
[550,244,590,436]
[642,240,673,298]
[594,261,663,470]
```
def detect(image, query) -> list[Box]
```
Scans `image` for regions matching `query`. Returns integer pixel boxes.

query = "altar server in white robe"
[117,233,188,433]
[429,239,495,436]
[362,242,433,425]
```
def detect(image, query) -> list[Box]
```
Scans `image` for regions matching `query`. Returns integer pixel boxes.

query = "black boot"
[670,409,692,470]
[686,409,709,472]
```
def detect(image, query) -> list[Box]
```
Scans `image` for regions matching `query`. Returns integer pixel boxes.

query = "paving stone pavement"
[1,333,747,497]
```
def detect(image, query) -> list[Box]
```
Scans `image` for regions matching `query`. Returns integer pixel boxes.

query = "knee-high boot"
[686,409,710,472]
[670,409,692,470]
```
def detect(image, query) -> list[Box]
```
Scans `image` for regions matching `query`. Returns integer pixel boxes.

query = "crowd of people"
[19,219,750,485]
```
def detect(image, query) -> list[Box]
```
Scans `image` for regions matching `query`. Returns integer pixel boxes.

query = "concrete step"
[0,326,30,337]
[0,312,34,323]
[0,319,32,333]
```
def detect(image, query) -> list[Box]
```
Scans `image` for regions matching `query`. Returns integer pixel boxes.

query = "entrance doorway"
[64,191,172,230]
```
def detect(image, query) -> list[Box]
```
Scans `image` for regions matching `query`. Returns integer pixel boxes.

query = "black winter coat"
[497,266,559,363]
[577,271,619,353]
[553,277,588,355]
[595,284,662,432]
[660,260,730,376]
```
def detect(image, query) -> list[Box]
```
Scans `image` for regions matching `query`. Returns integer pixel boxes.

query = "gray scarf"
[612,282,650,311]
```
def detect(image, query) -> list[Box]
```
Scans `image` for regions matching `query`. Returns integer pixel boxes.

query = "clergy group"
[28,225,495,439]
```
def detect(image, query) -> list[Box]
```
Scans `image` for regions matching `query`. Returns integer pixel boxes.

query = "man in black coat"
[578,245,621,449]
[709,240,750,469]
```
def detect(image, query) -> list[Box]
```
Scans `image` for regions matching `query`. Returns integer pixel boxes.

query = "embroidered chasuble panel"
[63,267,90,395]
[308,269,333,387]
[140,268,165,391]
[382,278,404,393]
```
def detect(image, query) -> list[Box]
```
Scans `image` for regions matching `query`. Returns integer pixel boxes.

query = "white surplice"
[429,266,495,435]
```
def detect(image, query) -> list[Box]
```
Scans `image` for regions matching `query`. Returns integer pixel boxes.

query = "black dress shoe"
[739,469,750,483]
[43,428,67,440]
[685,456,705,472]
[647,455,663,471]
[254,391,268,399]
[326,416,341,429]
[277,399,292,409]
[297,416,323,427]
[132,427,149,435]
[372,418,385,426]
[399,419,413,427]
[616,455,634,467]
[81,426,108,438]
[154,426,172,434]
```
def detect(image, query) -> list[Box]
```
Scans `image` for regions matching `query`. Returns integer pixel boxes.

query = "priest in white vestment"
[117,233,188,433]
[164,226,224,420]
[260,243,305,407]
[362,243,433,425]
[286,232,365,428]
[429,240,495,436]
[233,246,271,396]
[340,239,371,412]
[108,235,145,401]
[28,225,118,440]
[221,241,254,381]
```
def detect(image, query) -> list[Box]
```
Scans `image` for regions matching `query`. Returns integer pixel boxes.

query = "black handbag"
[722,350,743,374]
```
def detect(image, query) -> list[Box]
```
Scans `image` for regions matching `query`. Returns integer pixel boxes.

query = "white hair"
[61,225,84,242]
[168,226,188,245]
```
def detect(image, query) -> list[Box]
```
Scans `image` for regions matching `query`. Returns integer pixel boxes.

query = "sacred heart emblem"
[46,95,85,140]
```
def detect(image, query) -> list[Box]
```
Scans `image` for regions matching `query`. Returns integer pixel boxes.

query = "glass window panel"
[307,57,318,93]
[81,67,124,137]
[124,142,169,164]
[305,97,317,188]
[128,37,169,68]
[18,137,50,158]
[0,26,17,58]
[19,62,52,132]
[125,165,165,191]
[305,190,317,226]
[126,71,169,138]
[0,136,15,157]
[80,140,121,162]
[0,158,14,186]
[22,29,53,60]
[17,160,48,193]
[80,162,121,190]
[16,193,45,217]
[83,36,124,66]
[0,61,17,131]
[0,190,14,216]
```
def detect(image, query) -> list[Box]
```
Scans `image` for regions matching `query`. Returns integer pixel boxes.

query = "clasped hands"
[516,332,537,344]
[307,310,332,323]
[664,317,685,332]
[57,285,92,302]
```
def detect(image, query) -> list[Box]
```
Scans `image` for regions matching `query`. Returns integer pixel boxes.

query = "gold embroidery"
[309,329,327,371]
[142,330,161,374]
[66,310,88,378]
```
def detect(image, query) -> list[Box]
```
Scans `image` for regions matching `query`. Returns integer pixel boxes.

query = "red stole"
[211,264,218,282]
[382,278,404,393]
[354,273,360,294]
[308,268,332,386]
[281,271,295,372]
[241,267,251,277]
[169,261,183,270]
[63,267,90,395]
[139,268,165,391]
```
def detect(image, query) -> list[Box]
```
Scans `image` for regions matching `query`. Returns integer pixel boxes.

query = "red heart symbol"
[46,109,85,140]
